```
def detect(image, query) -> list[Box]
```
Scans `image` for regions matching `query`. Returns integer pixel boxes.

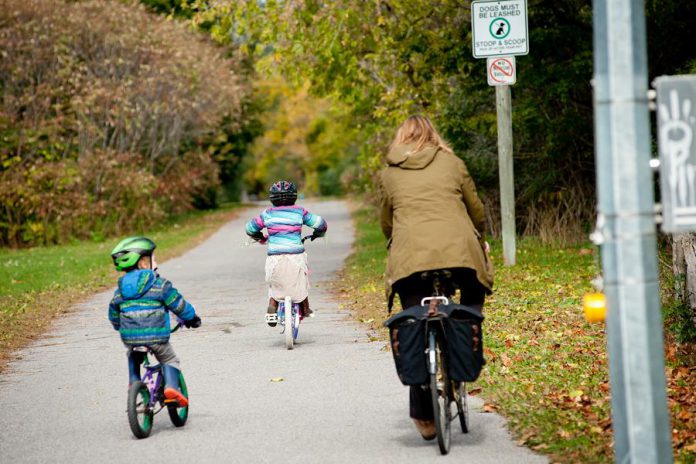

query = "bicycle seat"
[420,270,453,280]
[132,346,150,353]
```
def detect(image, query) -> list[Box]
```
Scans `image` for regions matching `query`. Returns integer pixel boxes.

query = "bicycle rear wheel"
[455,383,469,433]
[428,329,451,454]
[127,381,153,439]
[167,371,189,427]
[284,296,294,350]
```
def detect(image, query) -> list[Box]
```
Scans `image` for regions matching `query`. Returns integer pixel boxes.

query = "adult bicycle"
[385,270,483,455]
[421,296,469,455]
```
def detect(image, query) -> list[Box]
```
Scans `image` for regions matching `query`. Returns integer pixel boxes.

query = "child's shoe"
[300,298,314,318]
[162,364,188,407]
[266,306,278,327]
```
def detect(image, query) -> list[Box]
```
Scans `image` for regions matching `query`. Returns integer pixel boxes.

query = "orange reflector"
[583,292,607,323]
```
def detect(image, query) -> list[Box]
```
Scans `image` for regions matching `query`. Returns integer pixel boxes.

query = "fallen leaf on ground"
[482,402,497,413]
[516,431,535,446]
[270,377,285,382]
[501,353,512,367]
[468,387,482,396]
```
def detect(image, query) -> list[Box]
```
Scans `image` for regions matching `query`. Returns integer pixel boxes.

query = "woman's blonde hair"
[390,115,453,153]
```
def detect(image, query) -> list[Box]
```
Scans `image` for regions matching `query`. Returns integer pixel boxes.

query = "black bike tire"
[167,372,189,427]
[456,382,469,433]
[127,381,153,439]
[429,329,451,455]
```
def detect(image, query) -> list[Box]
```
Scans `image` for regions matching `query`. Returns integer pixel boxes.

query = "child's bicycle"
[275,296,300,350]
[126,323,188,439]
[264,235,316,350]
[421,295,469,455]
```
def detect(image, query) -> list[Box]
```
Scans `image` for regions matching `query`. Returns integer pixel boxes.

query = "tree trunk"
[672,233,696,327]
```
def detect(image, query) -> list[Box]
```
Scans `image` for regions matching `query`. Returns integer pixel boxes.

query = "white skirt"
[265,253,309,303]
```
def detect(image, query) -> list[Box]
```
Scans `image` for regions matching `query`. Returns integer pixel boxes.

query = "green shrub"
[0,0,247,246]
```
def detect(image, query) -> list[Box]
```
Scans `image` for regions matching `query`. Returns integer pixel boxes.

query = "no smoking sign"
[487,56,516,86]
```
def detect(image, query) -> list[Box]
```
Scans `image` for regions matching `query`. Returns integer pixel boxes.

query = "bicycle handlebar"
[301,235,316,244]
[171,322,183,333]
[420,296,450,307]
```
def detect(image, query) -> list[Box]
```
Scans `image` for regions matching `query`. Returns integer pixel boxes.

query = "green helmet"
[111,236,156,271]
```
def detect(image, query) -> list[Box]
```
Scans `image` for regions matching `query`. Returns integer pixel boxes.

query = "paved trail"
[0,200,545,463]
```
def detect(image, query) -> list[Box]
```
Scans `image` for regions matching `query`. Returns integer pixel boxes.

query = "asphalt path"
[0,200,546,463]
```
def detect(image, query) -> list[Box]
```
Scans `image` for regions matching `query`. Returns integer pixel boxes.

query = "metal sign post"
[496,85,516,266]
[472,0,528,266]
[592,0,673,462]
[591,0,627,457]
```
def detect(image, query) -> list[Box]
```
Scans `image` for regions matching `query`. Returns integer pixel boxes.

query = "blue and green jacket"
[108,269,196,346]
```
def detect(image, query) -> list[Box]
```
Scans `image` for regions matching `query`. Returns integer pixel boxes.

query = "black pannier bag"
[384,306,428,386]
[443,305,485,383]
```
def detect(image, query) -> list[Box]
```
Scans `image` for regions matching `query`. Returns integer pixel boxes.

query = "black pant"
[393,268,487,420]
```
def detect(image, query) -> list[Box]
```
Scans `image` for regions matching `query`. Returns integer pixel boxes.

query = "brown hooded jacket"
[379,143,494,303]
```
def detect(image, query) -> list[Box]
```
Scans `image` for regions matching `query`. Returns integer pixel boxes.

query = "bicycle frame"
[427,319,447,375]
[132,323,182,412]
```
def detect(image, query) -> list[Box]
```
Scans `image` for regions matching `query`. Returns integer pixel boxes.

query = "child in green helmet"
[108,236,201,407]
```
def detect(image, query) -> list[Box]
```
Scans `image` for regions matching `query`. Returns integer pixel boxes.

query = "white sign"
[472,0,529,58]
[487,56,516,86]
[656,75,696,232]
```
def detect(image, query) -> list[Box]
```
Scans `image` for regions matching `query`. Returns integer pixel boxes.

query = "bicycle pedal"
[265,314,278,323]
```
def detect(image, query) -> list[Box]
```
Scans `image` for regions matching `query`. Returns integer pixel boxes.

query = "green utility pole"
[592,0,673,462]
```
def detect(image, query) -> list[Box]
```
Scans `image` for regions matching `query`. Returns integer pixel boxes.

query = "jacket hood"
[386,143,439,170]
[119,269,156,299]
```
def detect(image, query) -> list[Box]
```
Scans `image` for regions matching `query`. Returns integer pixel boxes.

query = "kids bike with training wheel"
[126,323,189,439]
[264,235,316,350]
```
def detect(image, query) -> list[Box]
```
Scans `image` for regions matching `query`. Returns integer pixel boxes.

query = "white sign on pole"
[472,0,529,58]
[487,56,516,86]
[656,75,696,232]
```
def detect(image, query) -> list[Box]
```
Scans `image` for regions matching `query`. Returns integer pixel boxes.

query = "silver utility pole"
[593,0,673,462]
[496,85,516,266]
[591,0,629,458]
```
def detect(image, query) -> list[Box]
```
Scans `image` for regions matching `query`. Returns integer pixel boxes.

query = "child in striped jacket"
[245,181,327,325]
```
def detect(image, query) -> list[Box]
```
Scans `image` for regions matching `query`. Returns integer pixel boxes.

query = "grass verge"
[0,205,242,370]
[337,204,696,463]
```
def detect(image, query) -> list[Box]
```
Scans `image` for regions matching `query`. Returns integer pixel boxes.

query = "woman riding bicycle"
[379,115,494,440]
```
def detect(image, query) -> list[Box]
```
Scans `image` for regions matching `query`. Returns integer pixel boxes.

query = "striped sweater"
[108,270,196,346]
[245,205,327,255]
